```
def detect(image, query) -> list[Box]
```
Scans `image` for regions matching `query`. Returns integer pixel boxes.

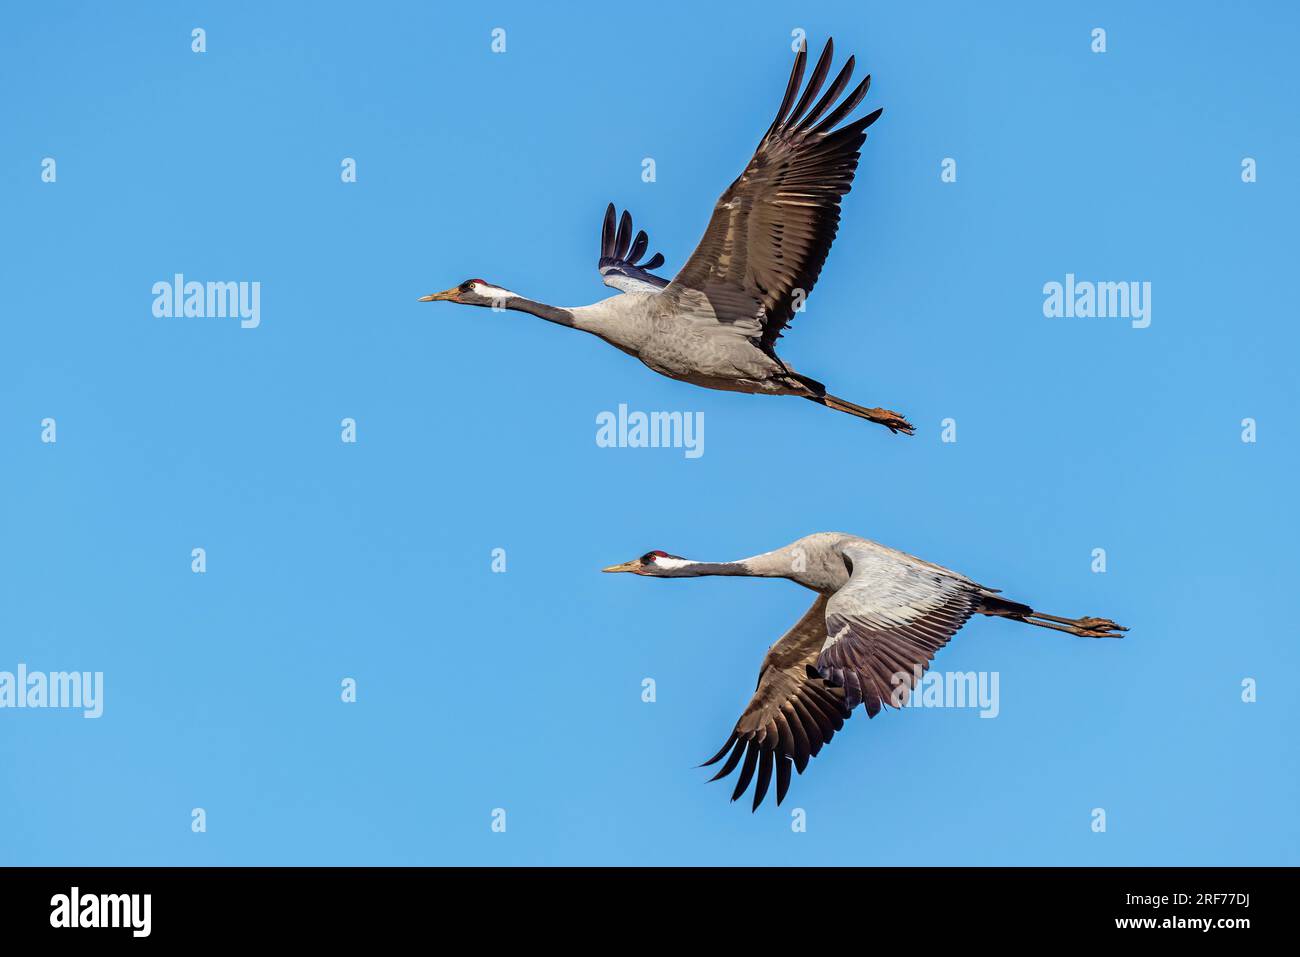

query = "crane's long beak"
[418,287,458,302]
[601,559,640,574]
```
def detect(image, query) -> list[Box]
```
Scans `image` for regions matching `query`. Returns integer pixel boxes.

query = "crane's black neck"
[503,296,574,327]
[656,560,767,578]
[661,551,800,580]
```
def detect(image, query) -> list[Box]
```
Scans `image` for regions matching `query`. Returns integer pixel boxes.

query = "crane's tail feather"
[807,394,915,435]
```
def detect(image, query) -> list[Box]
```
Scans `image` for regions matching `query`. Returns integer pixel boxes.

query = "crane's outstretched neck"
[660,560,753,578]
[503,295,575,327]
[651,555,793,579]
[604,545,811,581]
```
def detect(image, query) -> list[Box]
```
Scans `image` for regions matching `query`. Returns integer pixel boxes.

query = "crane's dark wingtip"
[699,732,737,767]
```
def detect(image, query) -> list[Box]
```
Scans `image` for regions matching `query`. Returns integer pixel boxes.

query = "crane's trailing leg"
[981,596,1126,638]
[809,394,916,435]
[1019,612,1127,639]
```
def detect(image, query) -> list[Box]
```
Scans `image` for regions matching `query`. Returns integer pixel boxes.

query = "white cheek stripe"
[653,557,692,570]
[473,283,513,299]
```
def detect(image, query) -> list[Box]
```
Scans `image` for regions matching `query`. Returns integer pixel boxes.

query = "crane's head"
[419,278,512,307]
[602,550,691,576]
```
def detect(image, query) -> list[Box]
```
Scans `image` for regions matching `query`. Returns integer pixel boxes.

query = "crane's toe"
[867,408,915,435]
[1071,617,1127,638]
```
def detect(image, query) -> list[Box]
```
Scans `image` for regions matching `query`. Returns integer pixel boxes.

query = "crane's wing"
[662,38,881,352]
[816,543,984,716]
[597,204,670,294]
[699,595,853,811]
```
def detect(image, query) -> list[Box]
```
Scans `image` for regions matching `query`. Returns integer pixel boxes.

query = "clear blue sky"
[2,1,1296,865]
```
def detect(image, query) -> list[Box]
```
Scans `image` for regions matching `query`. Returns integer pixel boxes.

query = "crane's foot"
[864,408,915,435]
[1069,616,1127,638]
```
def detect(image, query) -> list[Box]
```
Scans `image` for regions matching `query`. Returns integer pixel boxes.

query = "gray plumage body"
[569,293,803,396]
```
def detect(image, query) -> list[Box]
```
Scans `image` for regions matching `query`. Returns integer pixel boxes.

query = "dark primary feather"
[664,37,882,353]
[700,596,852,811]
[615,209,632,259]
[598,203,669,289]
